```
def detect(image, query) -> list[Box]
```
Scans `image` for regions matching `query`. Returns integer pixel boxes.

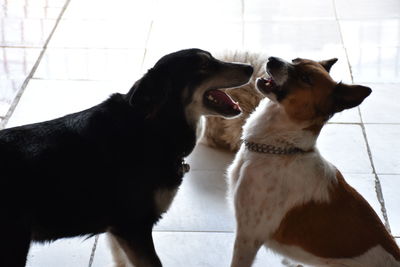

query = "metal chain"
[243,140,305,155]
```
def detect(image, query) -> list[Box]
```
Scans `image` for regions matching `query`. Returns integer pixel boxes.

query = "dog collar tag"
[182,160,190,173]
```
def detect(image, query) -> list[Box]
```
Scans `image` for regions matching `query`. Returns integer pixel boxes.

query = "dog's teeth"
[208,95,214,101]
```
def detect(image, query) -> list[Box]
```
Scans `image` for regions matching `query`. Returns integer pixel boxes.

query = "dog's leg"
[110,226,162,267]
[0,224,31,267]
[108,233,132,267]
[230,233,263,267]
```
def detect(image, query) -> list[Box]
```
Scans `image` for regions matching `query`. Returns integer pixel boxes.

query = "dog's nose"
[267,57,285,69]
[244,64,254,76]
[268,57,284,63]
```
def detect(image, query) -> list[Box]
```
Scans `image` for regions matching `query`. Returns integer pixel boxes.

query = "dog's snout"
[244,64,254,76]
[268,56,280,62]
[267,57,286,69]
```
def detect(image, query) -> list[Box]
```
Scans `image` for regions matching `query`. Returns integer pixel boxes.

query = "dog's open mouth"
[204,89,241,117]
[256,77,280,95]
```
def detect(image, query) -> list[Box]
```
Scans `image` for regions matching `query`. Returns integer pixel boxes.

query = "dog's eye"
[292,58,301,63]
[300,74,312,85]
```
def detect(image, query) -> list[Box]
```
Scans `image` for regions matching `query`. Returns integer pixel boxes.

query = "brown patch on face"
[271,171,400,260]
[279,59,337,124]
[266,58,371,128]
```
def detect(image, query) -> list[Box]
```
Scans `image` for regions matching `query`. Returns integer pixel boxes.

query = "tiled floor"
[1,0,399,266]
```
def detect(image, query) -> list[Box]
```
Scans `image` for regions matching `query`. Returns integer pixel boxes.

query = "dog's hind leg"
[230,233,263,267]
[110,226,162,267]
[108,233,131,267]
[0,223,31,267]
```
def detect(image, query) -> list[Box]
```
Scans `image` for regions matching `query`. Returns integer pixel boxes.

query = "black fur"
[0,48,253,267]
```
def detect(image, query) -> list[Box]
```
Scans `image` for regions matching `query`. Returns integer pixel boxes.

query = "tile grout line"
[331,0,354,83]
[358,109,392,232]
[88,235,99,267]
[333,0,393,234]
[0,0,72,130]
[332,0,392,232]
[140,20,154,73]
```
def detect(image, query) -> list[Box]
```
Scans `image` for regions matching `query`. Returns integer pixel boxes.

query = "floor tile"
[26,237,94,267]
[0,0,67,8]
[344,174,384,222]
[186,143,234,171]
[6,79,130,128]
[329,108,361,124]
[34,48,145,81]
[364,124,400,174]
[245,0,336,21]
[244,20,342,51]
[379,175,400,236]
[0,18,56,47]
[92,233,294,267]
[0,3,61,19]
[340,19,400,48]
[146,20,243,55]
[0,47,41,80]
[153,0,242,22]
[90,235,113,267]
[334,0,400,19]
[63,0,156,20]
[47,19,151,49]
[0,47,41,116]
[0,78,24,117]
[155,169,235,232]
[347,46,400,83]
[359,84,400,123]
[317,124,372,174]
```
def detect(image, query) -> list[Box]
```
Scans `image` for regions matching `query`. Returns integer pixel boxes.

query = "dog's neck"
[242,99,321,152]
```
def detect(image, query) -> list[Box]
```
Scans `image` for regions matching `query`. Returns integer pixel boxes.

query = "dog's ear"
[127,70,168,119]
[319,58,338,72]
[333,83,372,112]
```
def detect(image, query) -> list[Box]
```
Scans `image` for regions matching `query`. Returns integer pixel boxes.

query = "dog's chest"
[228,152,334,236]
[154,188,178,214]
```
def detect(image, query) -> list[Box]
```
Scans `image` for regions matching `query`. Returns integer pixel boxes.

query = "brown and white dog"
[227,57,400,266]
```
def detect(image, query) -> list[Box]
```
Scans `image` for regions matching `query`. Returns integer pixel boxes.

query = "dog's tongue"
[208,90,241,111]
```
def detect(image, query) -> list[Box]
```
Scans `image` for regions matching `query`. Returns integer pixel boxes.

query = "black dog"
[0,48,253,267]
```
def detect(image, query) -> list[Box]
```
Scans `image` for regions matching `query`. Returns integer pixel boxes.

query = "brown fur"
[272,171,400,260]
[279,60,337,124]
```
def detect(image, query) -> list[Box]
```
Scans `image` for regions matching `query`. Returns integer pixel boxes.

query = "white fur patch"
[266,242,400,267]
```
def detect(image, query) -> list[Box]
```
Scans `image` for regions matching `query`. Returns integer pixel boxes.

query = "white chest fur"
[227,147,336,238]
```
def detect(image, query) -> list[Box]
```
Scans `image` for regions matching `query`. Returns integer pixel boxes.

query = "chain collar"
[243,140,305,155]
